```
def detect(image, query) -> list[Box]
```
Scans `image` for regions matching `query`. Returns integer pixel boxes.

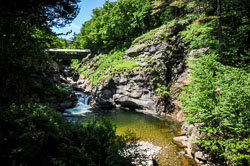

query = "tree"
[0,0,80,27]
[0,0,81,105]
[216,0,224,62]
[74,0,158,53]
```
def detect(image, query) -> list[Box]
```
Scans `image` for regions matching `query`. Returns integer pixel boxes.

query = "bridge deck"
[46,49,91,60]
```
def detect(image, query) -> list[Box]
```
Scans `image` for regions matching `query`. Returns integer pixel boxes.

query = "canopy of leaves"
[0,0,80,28]
[72,0,163,53]
[0,0,80,104]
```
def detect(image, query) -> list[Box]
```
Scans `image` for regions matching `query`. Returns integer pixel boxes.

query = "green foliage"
[0,103,135,166]
[218,0,250,69]
[180,52,250,165]
[132,24,168,45]
[78,49,139,86]
[170,0,187,8]
[229,138,250,165]
[72,0,162,53]
[180,15,218,51]
[155,83,170,99]
[54,84,71,99]
[0,0,80,105]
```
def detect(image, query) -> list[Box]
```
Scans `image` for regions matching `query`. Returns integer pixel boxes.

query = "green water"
[69,109,190,166]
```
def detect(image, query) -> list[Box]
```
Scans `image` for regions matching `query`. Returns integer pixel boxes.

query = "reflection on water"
[64,92,194,166]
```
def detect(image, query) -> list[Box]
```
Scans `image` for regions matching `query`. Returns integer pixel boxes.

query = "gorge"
[1,0,249,165]
[53,24,211,165]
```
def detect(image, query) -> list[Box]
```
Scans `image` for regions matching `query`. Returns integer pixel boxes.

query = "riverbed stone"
[120,141,162,166]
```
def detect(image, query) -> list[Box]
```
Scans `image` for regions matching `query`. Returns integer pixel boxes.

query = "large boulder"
[125,44,146,57]
[92,79,116,108]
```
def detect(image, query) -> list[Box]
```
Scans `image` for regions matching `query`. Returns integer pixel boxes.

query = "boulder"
[125,44,146,56]
[120,141,162,166]
[194,151,209,161]
[173,136,188,148]
[187,140,201,155]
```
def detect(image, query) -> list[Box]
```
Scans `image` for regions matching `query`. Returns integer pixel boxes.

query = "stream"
[63,91,195,166]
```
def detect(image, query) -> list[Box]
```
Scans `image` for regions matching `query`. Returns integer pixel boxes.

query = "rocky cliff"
[75,26,187,117]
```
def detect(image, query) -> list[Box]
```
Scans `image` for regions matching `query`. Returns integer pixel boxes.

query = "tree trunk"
[217,0,224,62]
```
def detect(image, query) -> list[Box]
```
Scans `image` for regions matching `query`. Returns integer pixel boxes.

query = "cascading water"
[63,91,92,116]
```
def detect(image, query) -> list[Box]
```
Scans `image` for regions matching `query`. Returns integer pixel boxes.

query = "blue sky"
[52,0,117,40]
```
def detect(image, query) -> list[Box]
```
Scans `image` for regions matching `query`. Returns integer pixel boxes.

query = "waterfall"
[64,92,91,117]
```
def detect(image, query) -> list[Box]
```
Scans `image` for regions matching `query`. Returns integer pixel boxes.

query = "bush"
[180,52,250,165]
[0,103,135,166]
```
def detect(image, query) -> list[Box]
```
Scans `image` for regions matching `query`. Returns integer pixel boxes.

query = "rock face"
[75,29,186,115]
[68,26,213,164]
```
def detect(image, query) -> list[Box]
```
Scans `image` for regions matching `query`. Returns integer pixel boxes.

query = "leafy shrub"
[180,15,218,51]
[229,138,250,165]
[180,52,250,165]
[0,103,135,166]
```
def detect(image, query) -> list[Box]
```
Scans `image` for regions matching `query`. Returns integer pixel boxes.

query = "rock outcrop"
[75,28,186,116]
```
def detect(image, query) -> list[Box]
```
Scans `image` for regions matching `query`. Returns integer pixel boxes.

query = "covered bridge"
[46,49,91,60]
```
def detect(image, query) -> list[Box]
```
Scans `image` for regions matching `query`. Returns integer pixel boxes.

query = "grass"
[78,49,139,86]
[132,24,168,46]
